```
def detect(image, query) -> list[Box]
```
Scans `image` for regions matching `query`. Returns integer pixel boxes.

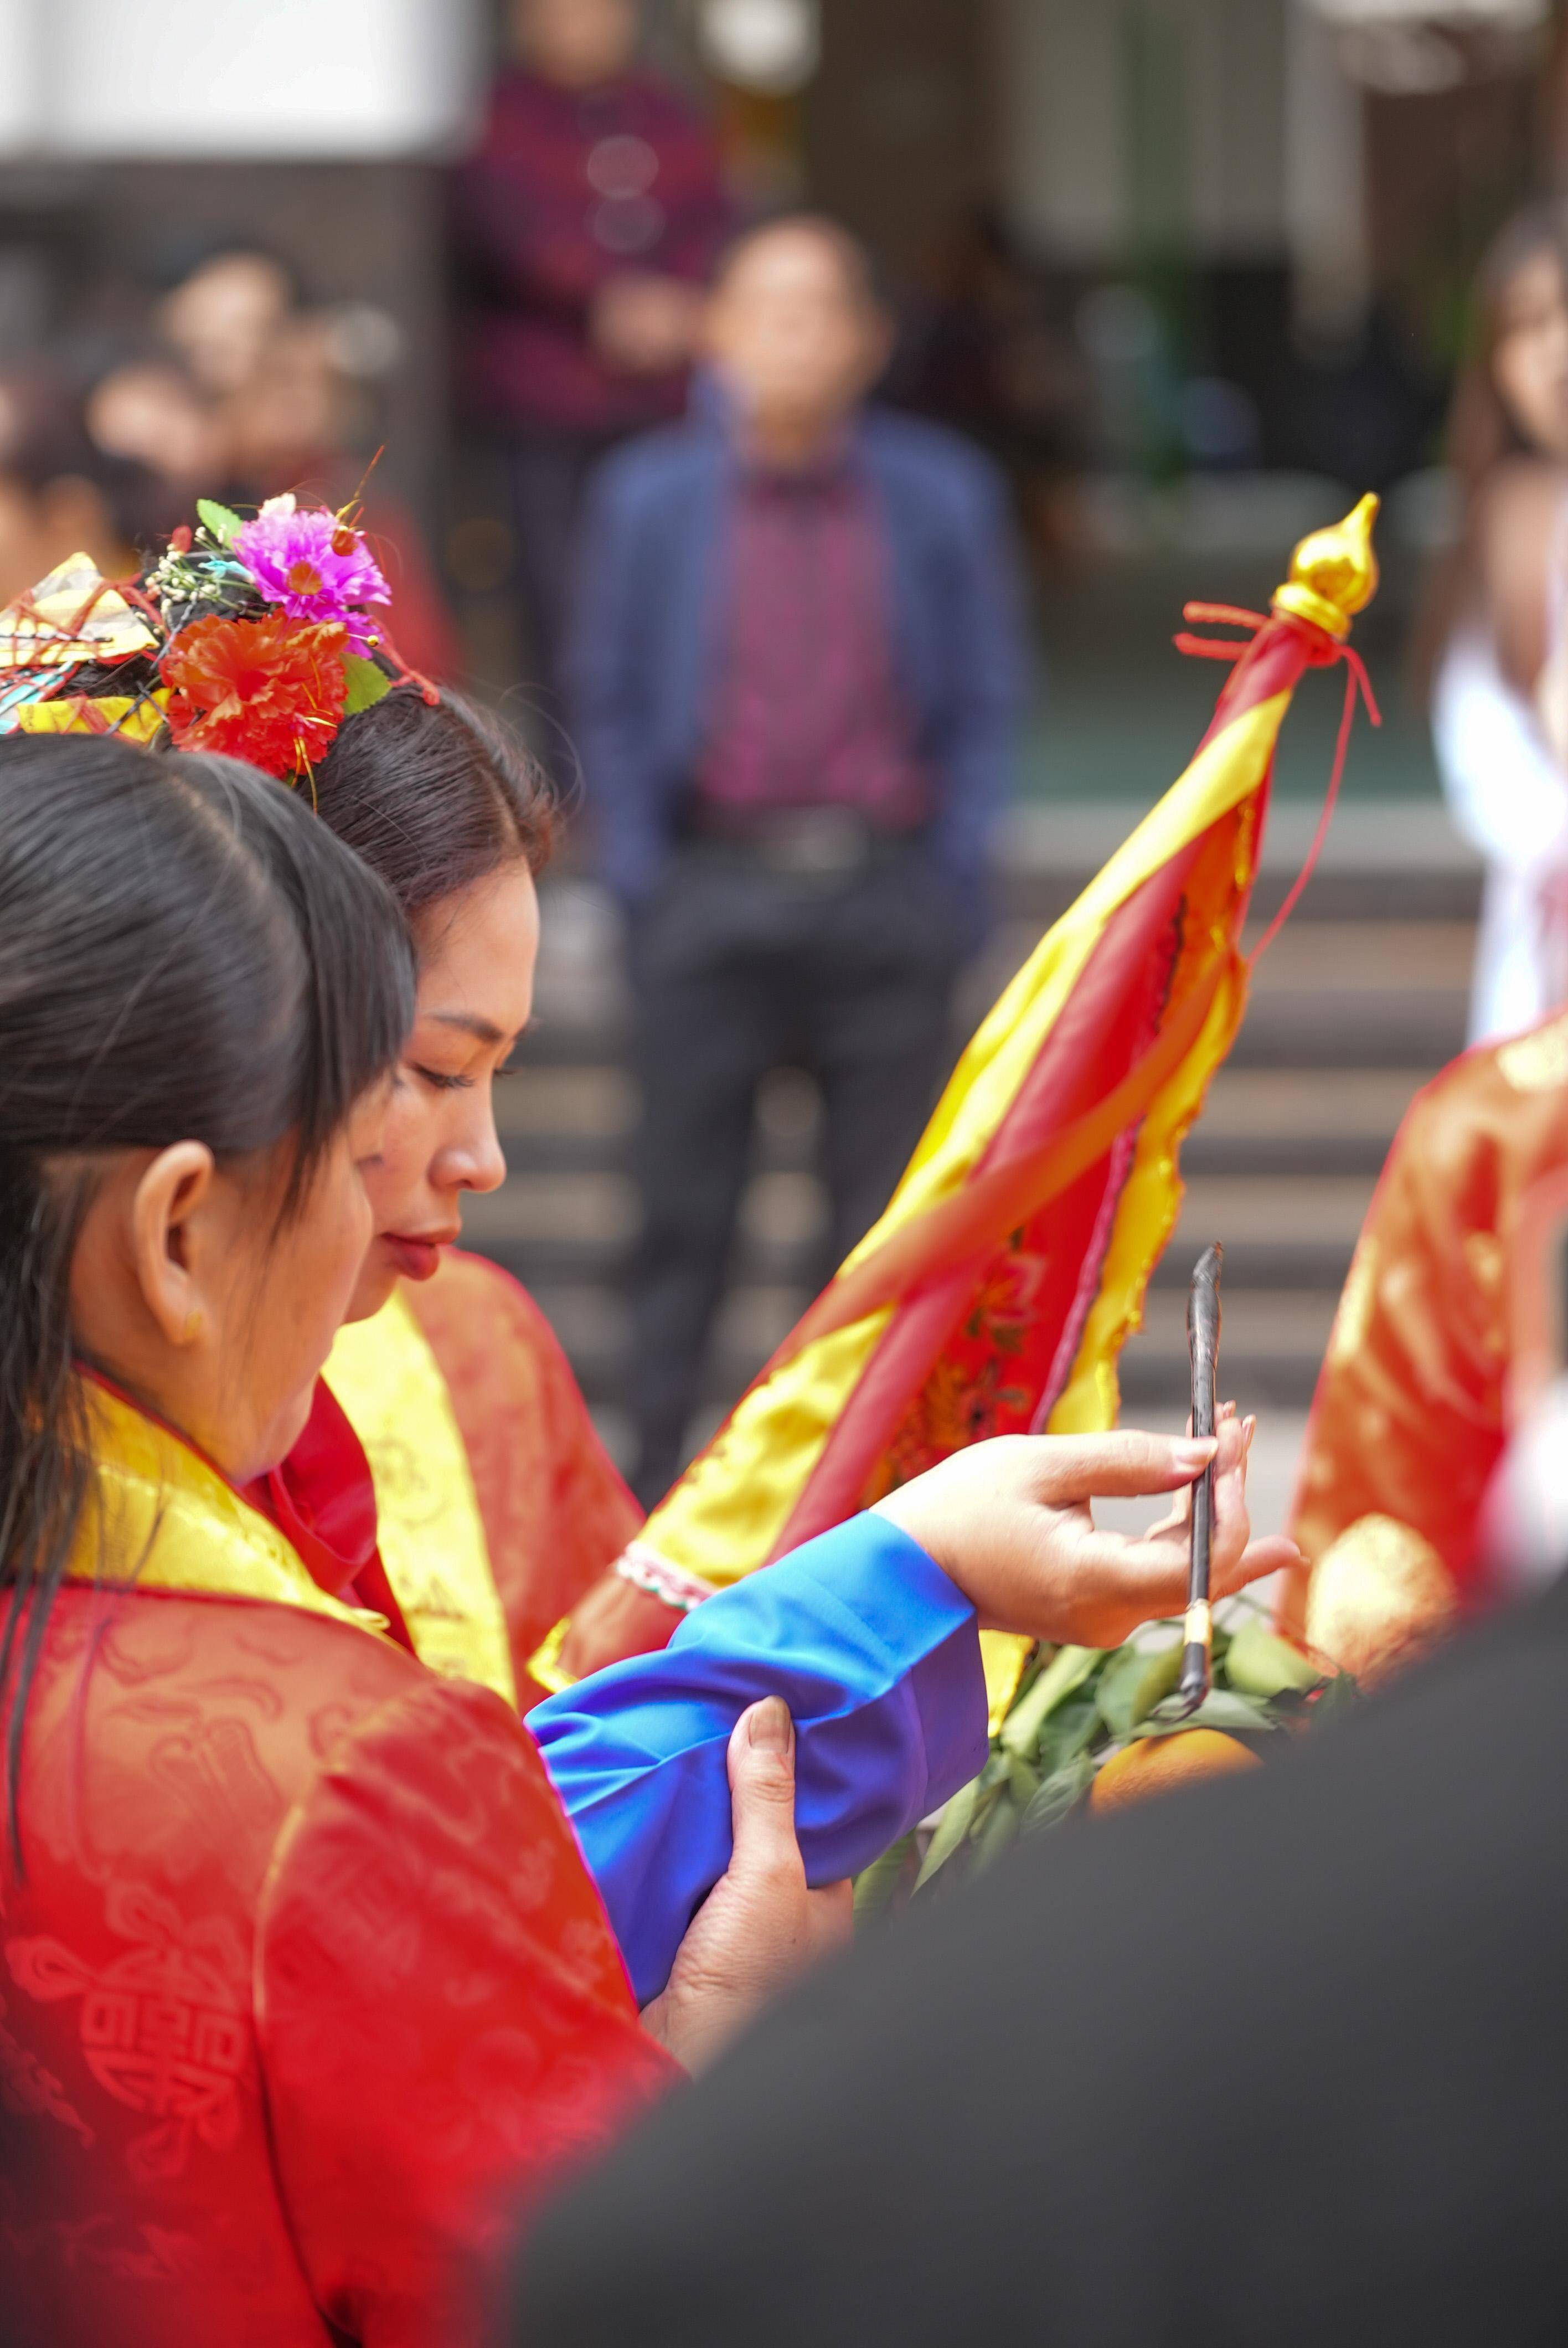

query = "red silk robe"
[1,1383,673,2347]
[1289,1010,1568,1609]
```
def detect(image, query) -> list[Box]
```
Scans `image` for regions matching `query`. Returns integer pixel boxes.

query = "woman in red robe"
[0,735,688,2346]
[6,732,941,2342]
[4,730,1288,2344]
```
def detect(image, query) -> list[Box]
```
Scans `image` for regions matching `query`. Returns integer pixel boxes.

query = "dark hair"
[0,732,415,1855]
[148,234,305,307]
[712,212,889,313]
[1411,200,1568,702]
[311,687,559,920]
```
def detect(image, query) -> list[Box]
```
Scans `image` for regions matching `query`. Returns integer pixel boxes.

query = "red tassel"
[1172,598,1381,964]
[1247,645,1379,966]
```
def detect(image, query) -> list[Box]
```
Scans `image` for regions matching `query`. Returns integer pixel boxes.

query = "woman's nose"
[451,1105,507,1196]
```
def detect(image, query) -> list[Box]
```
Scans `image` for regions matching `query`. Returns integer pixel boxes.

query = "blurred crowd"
[0,240,461,680]
[0,0,1102,721]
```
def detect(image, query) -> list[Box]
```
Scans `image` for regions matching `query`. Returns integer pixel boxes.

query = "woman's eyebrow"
[430,1009,509,1046]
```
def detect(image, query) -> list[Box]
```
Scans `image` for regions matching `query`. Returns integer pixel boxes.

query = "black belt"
[679,806,924,879]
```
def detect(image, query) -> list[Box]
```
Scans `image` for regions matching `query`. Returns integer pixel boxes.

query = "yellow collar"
[324,1288,518,1708]
[67,1380,391,1641]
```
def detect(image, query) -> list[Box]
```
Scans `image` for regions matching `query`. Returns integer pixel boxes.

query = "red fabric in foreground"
[1293,1027,1568,1594]
[251,1378,416,1655]
[1,1578,672,2347]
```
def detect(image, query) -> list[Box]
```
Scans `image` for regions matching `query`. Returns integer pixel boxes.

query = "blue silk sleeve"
[532,1516,988,2005]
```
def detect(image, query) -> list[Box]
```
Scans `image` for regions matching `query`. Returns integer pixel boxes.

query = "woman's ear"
[129,1141,217,1347]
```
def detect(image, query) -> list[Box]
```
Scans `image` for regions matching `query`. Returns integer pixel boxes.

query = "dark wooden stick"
[1165,1243,1223,1721]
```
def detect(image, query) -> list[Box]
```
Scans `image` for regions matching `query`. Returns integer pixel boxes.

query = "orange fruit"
[1089,1728,1261,1814]
[1305,1512,1457,1690]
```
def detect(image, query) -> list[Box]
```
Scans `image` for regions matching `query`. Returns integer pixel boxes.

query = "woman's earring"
[183,1306,204,1343]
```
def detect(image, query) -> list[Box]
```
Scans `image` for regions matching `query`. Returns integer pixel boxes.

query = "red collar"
[247,1379,415,1653]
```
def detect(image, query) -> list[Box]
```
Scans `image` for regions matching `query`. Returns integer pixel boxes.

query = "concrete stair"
[471,805,1481,1470]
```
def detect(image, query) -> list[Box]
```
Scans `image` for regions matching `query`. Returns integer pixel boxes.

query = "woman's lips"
[381,1232,452,1282]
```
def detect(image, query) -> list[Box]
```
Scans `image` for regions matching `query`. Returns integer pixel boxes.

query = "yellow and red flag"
[604,498,1381,1713]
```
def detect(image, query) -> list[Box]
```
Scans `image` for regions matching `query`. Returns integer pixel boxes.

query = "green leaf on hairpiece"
[195,497,243,547]
[342,653,391,715]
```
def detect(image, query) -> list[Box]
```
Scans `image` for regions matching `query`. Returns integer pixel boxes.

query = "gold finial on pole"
[1272,492,1380,640]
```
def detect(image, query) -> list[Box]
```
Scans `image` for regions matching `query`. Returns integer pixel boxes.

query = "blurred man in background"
[84,352,223,526]
[453,0,731,708]
[570,215,1029,1507]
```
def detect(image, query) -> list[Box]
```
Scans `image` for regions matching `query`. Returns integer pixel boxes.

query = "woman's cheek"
[309,1156,375,1320]
[363,1086,429,1224]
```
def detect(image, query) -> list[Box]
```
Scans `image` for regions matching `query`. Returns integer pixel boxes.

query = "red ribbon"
[1174,600,1381,967]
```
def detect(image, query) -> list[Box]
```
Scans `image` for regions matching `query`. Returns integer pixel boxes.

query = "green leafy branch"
[857,1608,1348,1927]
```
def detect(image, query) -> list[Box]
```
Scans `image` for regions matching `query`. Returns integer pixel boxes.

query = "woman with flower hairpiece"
[0,490,1293,1950]
[0,723,905,2346]
[0,720,1287,2347]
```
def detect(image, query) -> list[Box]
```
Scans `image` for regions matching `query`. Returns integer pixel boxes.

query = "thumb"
[726,1697,801,1875]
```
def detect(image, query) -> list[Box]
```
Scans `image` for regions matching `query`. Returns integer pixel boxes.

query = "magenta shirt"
[454,67,733,436]
[694,463,930,829]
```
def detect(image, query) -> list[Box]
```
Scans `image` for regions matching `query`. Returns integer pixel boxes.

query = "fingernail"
[1218,1399,1236,1422]
[1243,1415,1257,1452]
[1175,1439,1217,1471]
[747,1696,793,1753]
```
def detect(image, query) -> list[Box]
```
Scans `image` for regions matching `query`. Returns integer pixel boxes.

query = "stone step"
[472,1145,1381,1287]
[525,914,1477,1069]
[1182,1065,1421,1176]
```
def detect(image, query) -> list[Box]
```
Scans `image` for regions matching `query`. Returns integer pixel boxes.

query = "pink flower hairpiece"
[231,494,390,654]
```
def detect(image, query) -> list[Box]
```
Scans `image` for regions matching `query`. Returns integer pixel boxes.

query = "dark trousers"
[626,842,968,1509]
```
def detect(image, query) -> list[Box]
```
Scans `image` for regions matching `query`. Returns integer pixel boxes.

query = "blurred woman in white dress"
[1424,204,1568,1043]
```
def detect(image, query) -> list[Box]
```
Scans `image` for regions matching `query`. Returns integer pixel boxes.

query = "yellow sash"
[65,1382,394,1642]
[324,1290,518,1709]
